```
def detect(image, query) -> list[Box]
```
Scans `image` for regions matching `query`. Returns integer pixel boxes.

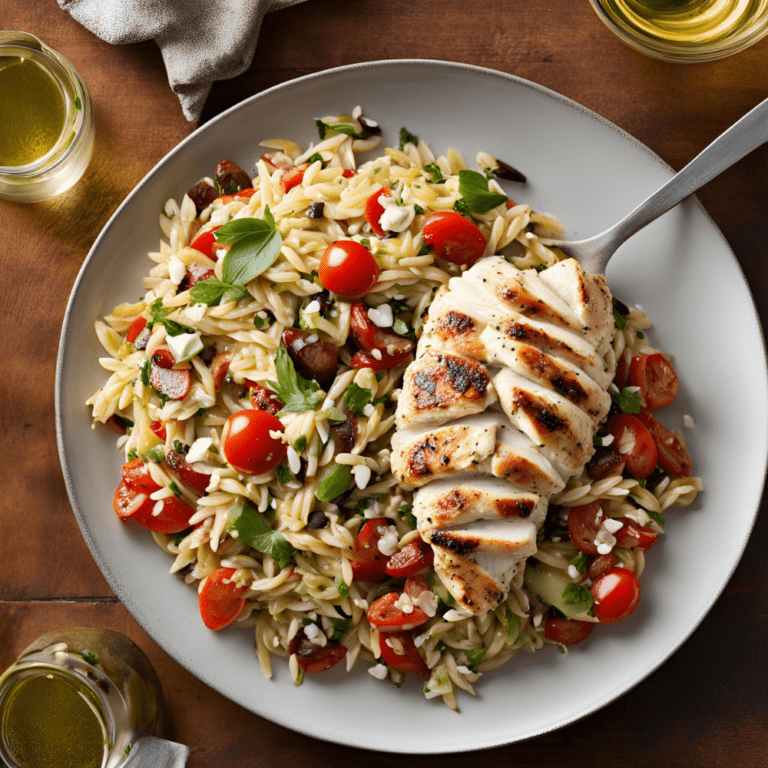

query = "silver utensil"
[540,96,768,275]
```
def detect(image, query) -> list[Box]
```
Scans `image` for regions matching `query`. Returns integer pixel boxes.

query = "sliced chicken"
[538,258,614,354]
[480,325,611,422]
[395,349,497,431]
[493,367,595,472]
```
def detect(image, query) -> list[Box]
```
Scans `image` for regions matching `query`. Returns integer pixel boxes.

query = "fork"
[539,96,768,275]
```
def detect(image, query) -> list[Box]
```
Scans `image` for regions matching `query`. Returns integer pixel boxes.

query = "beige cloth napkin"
[58,0,306,121]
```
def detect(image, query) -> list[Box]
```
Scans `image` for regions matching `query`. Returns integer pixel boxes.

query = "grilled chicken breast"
[393,256,615,615]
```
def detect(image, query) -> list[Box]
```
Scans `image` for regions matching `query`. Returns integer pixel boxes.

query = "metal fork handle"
[576,95,768,273]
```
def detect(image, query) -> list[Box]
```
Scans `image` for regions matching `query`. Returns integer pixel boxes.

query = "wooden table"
[2,1,768,765]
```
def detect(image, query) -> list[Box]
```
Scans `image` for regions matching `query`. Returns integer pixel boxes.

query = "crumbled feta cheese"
[368,664,388,680]
[367,304,393,328]
[412,589,438,617]
[304,623,327,647]
[166,332,203,362]
[603,517,623,534]
[394,592,415,615]
[683,414,695,428]
[376,526,399,556]
[371,349,383,361]
[183,303,207,323]
[378,194,416,232]
[304,300,321,315]
[168,255,187,285]
[186,437,213,464]
[594,525,617,555]
[567,564,580,580]
[326,246,348,267]
[352,464,372,489]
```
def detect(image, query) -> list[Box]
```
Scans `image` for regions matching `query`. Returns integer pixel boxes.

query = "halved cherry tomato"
[199,567,248,630]
[246,381,283,415]
[351,518,393,582]
[605,413,658,479]
[165,449,210,496]
[179,263,216,291]
[288,629,347,674]
[423,211,486,266]
[587,553,616,582]
[367,592,430,632]
[350,349,412,371]
[364,187,391,237]
[628,353,679,409]
[404,575,431,601]
[150,421,167,441]
[591,567,641,624]
[126,316,147,344]
[318,241,380,298]
[113,479,195,534]
[151,348,175,369]
[220,409,287,475]
[349,301,415,358]
[280,164,308,193]
[212,187,257,206]
[614,518,658,552]
[567,500,605,555]
[586,446,625,480]
[210,351,231,391]
[544,618,595,645]
[148,360,191,401]
[637,408,692,476]
[121,458,161,493]
[378,631,429,676]
[188,225,222,259]
[385,539,434,578]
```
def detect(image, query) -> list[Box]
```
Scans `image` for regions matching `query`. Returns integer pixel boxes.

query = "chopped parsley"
[613,308,627,329]
[276,464,292,483]
[570,551,589,574]
[465,647,487,673]
[293,435,307,453]
[562,583,594,613]
[455,169,508,214]
[424,163,444,182]
[399,503,417,529]
[315,119,366,140]
[267,347,323,414]
[328,617,351,641]
[336,577,349,598]
[227,499,296,569]
[344,382,373,416]
[399,126,418,150]
[611,387,641,414]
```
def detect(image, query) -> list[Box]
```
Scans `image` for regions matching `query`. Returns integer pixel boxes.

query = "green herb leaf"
[424,164,444,182]
[144,446,165,463]
[503,608,521,646]
[315,119,366,140]
[227,500,297,569]
[79,649,99,665]
[399,503,416,529]
[315,464,352,503]
[399,127,418,150]
[216,210,282,287]
[253,314,268,329]
[267,347,323,414]
[190,277,249,306]
[562,582,594,613]
[353,494,385,515]
[168,481,182,498]
[306,152,323,164]
[276,464,292,483]
[613,308,627,329]
[148,298,194,336]
[647,509,665,527]
[456,169,508,214]
[328,617,351,641]
[570,552,589,574]
[611,387,641,414]
[414,204,424,215]
[293,435,307,453]
[344,382,372,416]
[336,577,349,598]
[465,647,487,673]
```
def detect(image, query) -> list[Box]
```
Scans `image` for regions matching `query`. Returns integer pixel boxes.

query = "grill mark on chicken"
[430,530,478,556]
[434,486,533,519]
[410,354,490,411]
[441,352,489,395]
[497,285,569,327]
[492,443,560,490]
[511,389,566,433]
[516,346,587,403]
[438,311,476,338]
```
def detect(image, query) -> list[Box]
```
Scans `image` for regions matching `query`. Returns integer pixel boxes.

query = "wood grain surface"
[1,1,767,765]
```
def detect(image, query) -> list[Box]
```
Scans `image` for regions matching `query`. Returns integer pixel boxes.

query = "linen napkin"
[57,0,307,121]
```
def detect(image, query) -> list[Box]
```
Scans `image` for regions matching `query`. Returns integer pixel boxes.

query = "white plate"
[56,60,768,753]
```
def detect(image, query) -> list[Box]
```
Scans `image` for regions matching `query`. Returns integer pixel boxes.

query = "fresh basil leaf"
[344,382,372,416]
[189,277,249,306]
[465,647,487,673]
[399,126,418,150]
[424,163,444,182]
[562,582,594,613]
[267,348,323,414]
[456,169,508,214]
[611,387,641,414]
[227,500,297,569]
[148,298,194,336]
[315,464,352,503]
[217,211,282,287]
[647,509,665,527]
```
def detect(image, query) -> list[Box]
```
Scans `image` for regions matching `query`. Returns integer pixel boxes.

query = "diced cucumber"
[523,561,592,617]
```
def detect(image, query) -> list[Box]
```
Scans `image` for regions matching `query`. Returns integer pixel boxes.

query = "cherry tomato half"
[367,592,430,632]
[378,631,429,676]
[348,301,415,372]
[385,539,434,578]
[567,500,605,556]
[318,241,380,299]
[125,316,147,344]
[613,518,658,552]
[637,408,692,477]
[423,211,486,267]
[189,225,222,259]
[288,629,347,675]
[199,567,248,630]
[280,164,309,193]
[587,553,616,582]
[591,567,641,624]
[628,353,679,409]
[351,518,393,582]
[113,480,195,534]
[221,409,287,475]
[605,413,658,480]
[544,618,595,645]
[364,187,391,237]
[164,449,210,496]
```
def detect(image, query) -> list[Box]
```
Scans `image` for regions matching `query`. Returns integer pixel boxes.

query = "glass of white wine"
[589,0,768,61]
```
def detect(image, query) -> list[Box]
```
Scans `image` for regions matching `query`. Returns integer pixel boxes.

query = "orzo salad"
[88,108,702,709]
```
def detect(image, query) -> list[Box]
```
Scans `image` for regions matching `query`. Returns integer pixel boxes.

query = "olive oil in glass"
[590,0,768,60]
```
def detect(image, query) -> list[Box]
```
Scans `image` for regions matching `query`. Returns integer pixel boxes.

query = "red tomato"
[341,169,355,179]
[367,592,430,632]
[637,408,692,476]
[378,631,429,676]
[628,353,679,409]
[364,188,391,237]
[318,241,380,298]
[148,361,191,401]
[349,301,415,360]
[351,518,393,582]
[221,409,287,475]
[404,575,431,601]
[614,518,659,552]
[113,480,195,534]
[423,211,486,266]
[126,316,147,343]
[121,458,161,493]
[151,348,175,369]
[587,553,616,582]
[605,413,658,479]
[504,199,518,209]
[544,618,595,645]
[385,539,434,578]
[288,630,347,675]
[210,351,231,391]
[188,225,222,259]
[280,164,308,193]
[567,500,605,555]
[350,349,412,371]
[164,449,210,496]
[150,420,167,441]
[591,567,641,624]
[246,381,283,415]
[213,187,257,206]
[199,567,248,630]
